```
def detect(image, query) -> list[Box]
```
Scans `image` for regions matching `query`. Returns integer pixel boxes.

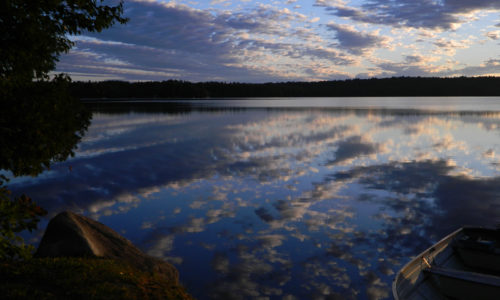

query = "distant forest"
[70,77,500,99]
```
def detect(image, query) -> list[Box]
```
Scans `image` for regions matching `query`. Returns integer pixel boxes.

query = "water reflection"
[8,99,500,300]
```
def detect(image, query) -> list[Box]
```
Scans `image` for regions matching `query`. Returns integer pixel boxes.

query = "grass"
[0,257,194,299]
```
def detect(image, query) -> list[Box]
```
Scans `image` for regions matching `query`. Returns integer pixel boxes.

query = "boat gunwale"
[393,226,500,299]
[392,227,464,300]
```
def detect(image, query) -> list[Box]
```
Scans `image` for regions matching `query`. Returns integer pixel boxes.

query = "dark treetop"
[0,0,126,260]
[71,76,500,99]
[1,0,127,83]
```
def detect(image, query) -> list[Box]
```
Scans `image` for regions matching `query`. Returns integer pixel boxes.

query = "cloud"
[316,0,500,30]
[372,62,436,77]
[445,58,500,76]
[367,53,450,77]
[211,0,230,5]
[53,0,500,81]
[433,37,474,56]
[235,39,356,66]
[486,30,500,40]
[366,54,500,78]
[58,0,355,82]
[326,23,388,55]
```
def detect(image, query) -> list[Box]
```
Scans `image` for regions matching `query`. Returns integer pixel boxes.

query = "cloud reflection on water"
[9,103,500,299]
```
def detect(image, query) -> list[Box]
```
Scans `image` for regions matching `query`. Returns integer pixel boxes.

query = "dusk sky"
[56,0,500,82]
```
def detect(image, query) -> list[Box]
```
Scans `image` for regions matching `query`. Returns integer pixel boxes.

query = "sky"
[55,0,500,82]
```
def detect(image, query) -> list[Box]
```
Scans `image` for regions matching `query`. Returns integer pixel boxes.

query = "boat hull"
[393,227,500,300]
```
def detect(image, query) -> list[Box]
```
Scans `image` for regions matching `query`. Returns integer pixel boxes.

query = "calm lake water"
[10,97,500,299]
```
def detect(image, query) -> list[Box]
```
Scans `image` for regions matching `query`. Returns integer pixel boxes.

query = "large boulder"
[35,211,178,281]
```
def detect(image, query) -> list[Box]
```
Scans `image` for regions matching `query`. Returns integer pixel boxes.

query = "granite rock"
[35,211,178,281]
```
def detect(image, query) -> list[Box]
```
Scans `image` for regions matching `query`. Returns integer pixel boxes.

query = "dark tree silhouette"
[0,0,127,260]
[0,79,91,178]
[70,76,500,99]
[1,0,127,83]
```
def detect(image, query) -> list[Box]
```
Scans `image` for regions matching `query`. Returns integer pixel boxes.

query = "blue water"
[9,98,500,300]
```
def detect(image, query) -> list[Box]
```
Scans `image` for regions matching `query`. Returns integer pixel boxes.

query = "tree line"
[71,76,500,99]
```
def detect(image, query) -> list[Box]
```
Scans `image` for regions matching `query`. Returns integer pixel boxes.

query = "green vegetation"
[0,76,89,261]
[0,0,127,259]
[1,0,127,83]
[0,3,192,299]
[0,189,46,260]
[0,78,91,178]
[1,3,127,264]
[0,257,193,299]
[71,76,500,98]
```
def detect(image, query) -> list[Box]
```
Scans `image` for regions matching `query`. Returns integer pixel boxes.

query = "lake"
[9,97,500,300]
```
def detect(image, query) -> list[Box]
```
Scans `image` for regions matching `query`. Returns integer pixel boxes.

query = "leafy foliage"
[0,188,47,260]
[0,0,126,260]
[0,76,91,177]
[71,76,500,98]
[0,257,193,299]
[0,76,91,260]
[1,0,127,83]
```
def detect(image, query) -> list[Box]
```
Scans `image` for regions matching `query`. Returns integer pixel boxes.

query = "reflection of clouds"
[377,115,456,134]
[211,252,230,274]
[362,270,389,300]
[258,234,286,249]
[141,221,153,229]
[328,135,383,165]
[209,249,288,299]
[189,200,205,209]
[330,157,500,298]
[334,158,500,244]
[255,207,275,222]
[432,134,467,152]
[483,148,495,158]
[148,235,174,257]
[300,256,355,299]
[334,160,451,197]
[137,186,161,199]
[228,113,356,158]
[9,112,243,217]
[13,106,500,300]
[87,192,141,220]
[433,175,500,229]
[146,234,183,265]
[78,113,185,156]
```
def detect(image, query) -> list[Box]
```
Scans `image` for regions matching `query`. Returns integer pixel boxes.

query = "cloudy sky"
[56,0,500,82]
